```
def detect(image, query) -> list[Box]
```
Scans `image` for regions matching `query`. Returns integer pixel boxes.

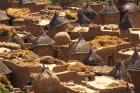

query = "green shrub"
[0,85,9,93]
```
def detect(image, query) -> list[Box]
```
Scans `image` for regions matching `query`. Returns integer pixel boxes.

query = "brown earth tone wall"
[52,65,68,73]
[31,46,55,57]
[67,53,87,62]
[118,51,130,61]
[96,43,132,66]
[48,24,69,38]
[129,33,140,46]
[129,12,140,28]
[90,3,103,12]
[91,14,101,24]
[69,27,120,41]
[56,71,76,82]
[57,46,69,61]
[100,13,120,25]
[24,20,42,36]
[2,60,42,88]
[13,19,41,37]
[75,72,95,84]
[128,70,140,93]
[120,29,130,39]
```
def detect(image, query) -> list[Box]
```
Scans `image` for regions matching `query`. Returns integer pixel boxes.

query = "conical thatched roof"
[76,11,91,25]
[0,62,11,75]
[109,62,131,81]
[119,13,133,29]
[33,31,55,47]
[100,0,119,14]
[123,48,140,69]
[82,48,104,66]
[83,4,97,20]
[19,0,35,5]
[31,68,60,93]
[121,1,140,12]
[67,35,90,54]
[48,12,68,28]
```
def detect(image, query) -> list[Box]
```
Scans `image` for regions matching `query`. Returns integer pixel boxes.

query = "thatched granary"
[32,31,56,56]
[119,0,140,18]
[120,1,140,13]
[83,4,97,18]
[100,0,120,24]
[54,32,71,46]
[47,12,68,38]
[119,13,133,30]
[76,11,91,25]
[117,0,139,8]
[30,69,60,93]
[67,35,91,61]
[123,48,140,69]
[33,31,55,47]
[83,4,97,23]
[67,36,90,54]
[122,48,140,93]
[109,62,131,81]
[100,0,119,13]
[48,12,68,28]
[83,48,104,66]
[120,1,140,27]
[119,13,133,38]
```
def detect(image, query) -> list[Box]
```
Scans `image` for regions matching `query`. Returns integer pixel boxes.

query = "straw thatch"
[83,48,104,66]
[67,35,90,54]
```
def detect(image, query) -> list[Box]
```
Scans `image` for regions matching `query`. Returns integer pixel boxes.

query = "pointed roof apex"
[121,1,140,12]
[109,62,129,80]
[123,46,140,69]
[132,47,139,60]
[82,47,104,66]
[119,14,133,29]
[100,0,119,13]
[83,4,97,20]
[67,36,90,54]
[0,62,11,75]
[48,12,68,28]
[76,11,91,25]
[33,31,55,47]
[108,0,114,6]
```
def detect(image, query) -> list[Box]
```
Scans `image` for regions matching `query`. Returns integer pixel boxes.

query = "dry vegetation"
[89,35,126,48]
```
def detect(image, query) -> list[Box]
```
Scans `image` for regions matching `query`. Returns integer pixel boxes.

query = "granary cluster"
[0,0,140,93]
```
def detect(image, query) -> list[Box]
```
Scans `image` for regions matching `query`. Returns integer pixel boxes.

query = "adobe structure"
[0,0,140,93]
